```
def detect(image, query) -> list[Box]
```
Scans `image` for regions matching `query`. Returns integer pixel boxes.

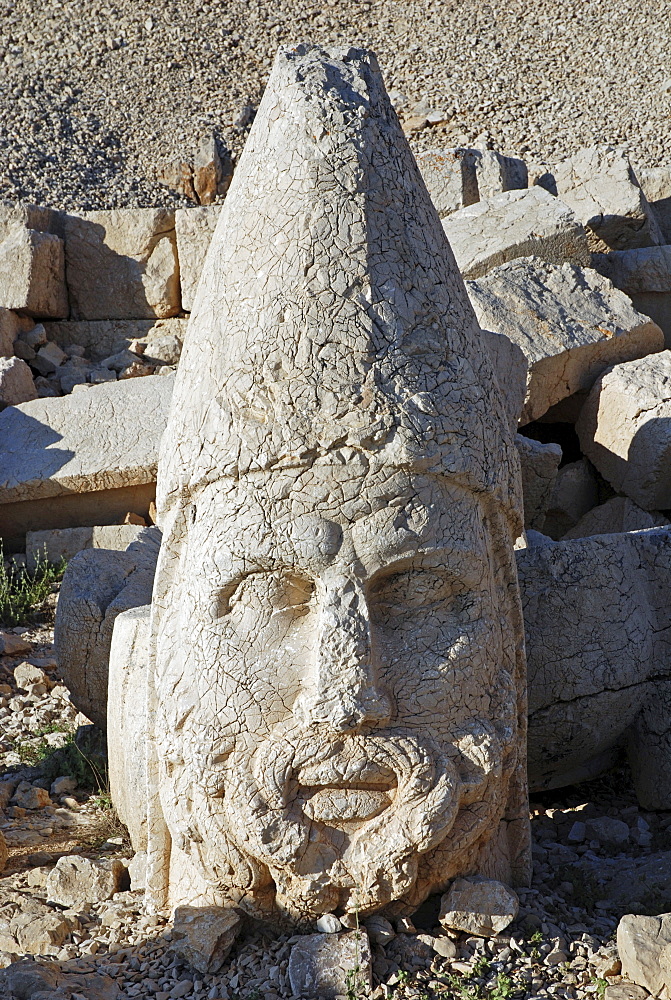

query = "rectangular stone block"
[0,374,174,542]
[175,206,221,310]
[415,148,480,218]
[0,227,68,319]
[442,186,590,279]
[59,209,181,320]
[634,165,671,243]
[554,146,663,251]
[26,523,148,571]
[0,202,57,243]
[468,257,664,423]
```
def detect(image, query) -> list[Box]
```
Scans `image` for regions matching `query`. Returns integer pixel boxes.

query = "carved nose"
[294,572,392,733]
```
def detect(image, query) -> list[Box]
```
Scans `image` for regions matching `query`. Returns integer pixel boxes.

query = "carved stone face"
[155,457,518,921]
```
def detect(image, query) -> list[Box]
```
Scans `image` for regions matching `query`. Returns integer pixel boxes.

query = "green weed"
[0,545,66,626]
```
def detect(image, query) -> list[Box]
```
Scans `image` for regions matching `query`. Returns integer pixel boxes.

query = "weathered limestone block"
[518,527,671,801]
[0,226,68,319]
[26,523,147,571]
[577,352,671,510]
[0,356,37,408]
[0,960,120,1000]
[60,209,180,320]
[637,164,671,242]
[44,317,188,363]
[54,527,160,729]
[467,258,664,423]
[113,45,530,924]
[415,148,480,217]
[515,434,562,531]
[172,906,244,974]
[592,245,671,347]
[553,146,663,251]
[46,856,127,908]
[288,930,372,999]
[0,375,174,542]
[474,149,527,201]
[0,201,56,243]
[563,497,669,540]
[542,459,598,539]
[617,913,671,998]
[442,186,590,279]
[174,205,221,311]
[439,877,519,937]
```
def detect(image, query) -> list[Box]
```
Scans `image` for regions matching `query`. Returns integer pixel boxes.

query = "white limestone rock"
[518,527,671,801]
[439,878,519,937]
[288,930,372,1000]
[174,205,221,310]
[467,257,665,423]
[0,356,37,408]
[0,226,68,319]
[563,497,669,540]
[0,202,56,243]
[46,856,127,908]
[592,245,671,346]
[474,148,527,200]
[637,164,671,242]
[542,459,598,539]
[617,913,671,997]
[577,352,671,510]
[60,208,180,320]
[0,375,174,540]
[0,960,119,1000]
[482,329,528,432]
[26,523,147,571]
[554,146,663,251]
[415,148,480,217]
[442,186,590,280]
[515,434,562,531]
[172,906,243,974]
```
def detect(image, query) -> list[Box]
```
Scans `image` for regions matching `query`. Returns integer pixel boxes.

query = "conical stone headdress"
[157,44,522,535]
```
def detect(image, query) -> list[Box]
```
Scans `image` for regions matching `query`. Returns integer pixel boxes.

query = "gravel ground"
[0,0,670,210]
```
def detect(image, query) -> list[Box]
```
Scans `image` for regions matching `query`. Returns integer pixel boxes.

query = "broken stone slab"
[26,523,147,571]
[0,227,68,319]
[515,434,562,531]
[172,906,244,974]
[0,958,120,999]
[442,186,590,279]
[553,146,663,251]
[59,208,180,320]
[0,374,174,544]
[174,206,221,310]
[46,855,127,908]
[592,245,671,348]
[518,527,671,799]
[0,202,57,243]
[467,257,665,424]
[0,356,37,408]
[577,352,671,510]
[54,527,160,729]
[541,459,598,539]
[288,929,372,999]
[617,912,671,997]
[637,164,671,243]
[43,317,188,363]
[563,497,669,539]
[439,878,519,937]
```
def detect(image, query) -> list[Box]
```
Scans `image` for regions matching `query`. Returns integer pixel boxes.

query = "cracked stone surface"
[102,44,531,927]
[467,257,664,424]
[576,351,671,510]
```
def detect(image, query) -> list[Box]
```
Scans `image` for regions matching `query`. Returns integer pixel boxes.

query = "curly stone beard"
[169,719,505,923]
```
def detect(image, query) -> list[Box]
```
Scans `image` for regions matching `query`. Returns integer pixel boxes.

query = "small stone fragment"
[11,781,51,809]
[586,816,630,847]
[172,906,243,974]
[439,878,519,937]
[32,340,67,375]
[364,914,395,945]
[432,935,458,959]
[317,913,342,933]
[288,930,372,1000]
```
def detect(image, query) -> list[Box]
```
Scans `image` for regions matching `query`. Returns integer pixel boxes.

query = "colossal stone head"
[147,45,529,925]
